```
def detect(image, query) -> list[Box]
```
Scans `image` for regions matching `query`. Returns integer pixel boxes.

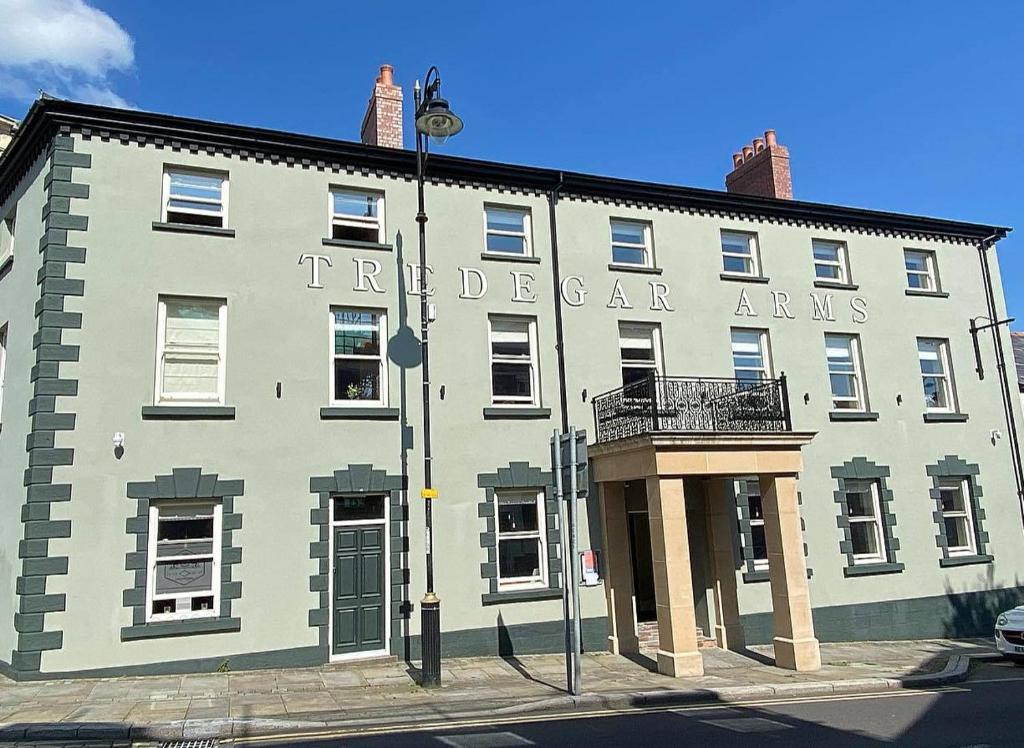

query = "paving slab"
[0,638,998,739]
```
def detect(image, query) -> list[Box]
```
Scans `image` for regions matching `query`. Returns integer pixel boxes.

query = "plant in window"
[332,309,386,405]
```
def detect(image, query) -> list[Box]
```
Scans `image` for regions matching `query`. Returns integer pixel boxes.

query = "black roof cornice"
[0,99,1011,243]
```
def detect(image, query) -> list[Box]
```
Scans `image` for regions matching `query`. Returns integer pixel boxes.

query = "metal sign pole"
[568,426,583,695]
[552,430,573,695]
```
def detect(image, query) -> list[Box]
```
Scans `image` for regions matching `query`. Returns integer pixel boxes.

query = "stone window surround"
[123,468,243,640]
[832,458,904,577]
[927,455,992,567]
[732,478,811,584]
[477,462,562,605]
[308,464,408,657]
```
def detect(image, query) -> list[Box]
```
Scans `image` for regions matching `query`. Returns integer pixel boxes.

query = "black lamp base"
[420,593,441,687]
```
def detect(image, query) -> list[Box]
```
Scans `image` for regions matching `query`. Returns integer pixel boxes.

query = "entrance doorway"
[331,495,387,658]
[628,511,656,623]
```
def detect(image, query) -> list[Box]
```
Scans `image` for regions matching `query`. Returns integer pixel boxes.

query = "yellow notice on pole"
[421,488,438,500]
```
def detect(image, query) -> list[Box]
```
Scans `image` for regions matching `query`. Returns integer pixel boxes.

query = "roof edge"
[0,99,1012,242]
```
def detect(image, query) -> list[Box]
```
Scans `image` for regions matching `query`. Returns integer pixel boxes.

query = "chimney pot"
[726,129,792,200]
[361,63,404,149]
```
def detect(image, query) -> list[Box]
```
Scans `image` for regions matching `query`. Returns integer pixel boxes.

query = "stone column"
[646,476,704,677]
[598,481,638,655]
[705,479,746,651]
[759,475,821,671]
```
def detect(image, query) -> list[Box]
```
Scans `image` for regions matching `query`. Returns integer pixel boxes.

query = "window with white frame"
[484,206,532,257]
[162,169,228,228]
[155,297,227,405]
[918,338,955,412]
[331,308,387,405]
[147,502,222,621]
[489,316,539,406]
[905,249,939,291]
[731,328,771,385]
[844,480,886,564]
[747,491,768,571]
[618,322,662,388]
[495,490,547,590]
[330,189,384,243]
[610,220,653,267]
[937,477,977,556]
[812,239,850,284]
[825,333,867,411]
[0,210,14,265]
[0,325,7,425]
[721,230,760,276]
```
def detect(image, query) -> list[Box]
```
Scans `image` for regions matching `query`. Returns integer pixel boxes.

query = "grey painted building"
[0,91,1022,681]
[1012,333,1024,403]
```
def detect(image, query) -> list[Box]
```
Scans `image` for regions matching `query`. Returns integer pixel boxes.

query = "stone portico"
[592,432,821,678]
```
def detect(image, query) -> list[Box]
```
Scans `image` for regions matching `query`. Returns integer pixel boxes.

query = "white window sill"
[481,252,540,264]
[320,406,400,420]
[483,406,551,420]
[609,263,662,275]
[142,405,235,420]
[152,221,235,238]
[720,272,770,284]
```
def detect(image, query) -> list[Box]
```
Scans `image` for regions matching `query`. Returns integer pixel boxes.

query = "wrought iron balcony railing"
[592,373,793,443]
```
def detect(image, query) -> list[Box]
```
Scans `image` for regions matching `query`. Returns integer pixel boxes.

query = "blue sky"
[1,0,1020,325]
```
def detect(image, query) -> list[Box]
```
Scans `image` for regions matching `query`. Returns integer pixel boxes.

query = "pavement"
[285,659,1024,747]
[0,638,1000,743]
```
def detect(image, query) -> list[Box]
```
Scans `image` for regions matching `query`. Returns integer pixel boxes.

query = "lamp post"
[413,66,463,688]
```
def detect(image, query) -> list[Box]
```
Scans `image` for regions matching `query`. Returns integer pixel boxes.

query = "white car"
[995,606,1024,663]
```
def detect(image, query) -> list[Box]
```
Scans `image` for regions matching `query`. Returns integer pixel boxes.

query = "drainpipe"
[976,234,1024,526]
[548,172,569,433]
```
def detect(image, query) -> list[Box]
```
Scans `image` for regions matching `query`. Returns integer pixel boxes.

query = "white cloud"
[0,0,134,106]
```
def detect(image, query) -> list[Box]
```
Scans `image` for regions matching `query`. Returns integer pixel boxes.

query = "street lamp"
[414,66,463,688]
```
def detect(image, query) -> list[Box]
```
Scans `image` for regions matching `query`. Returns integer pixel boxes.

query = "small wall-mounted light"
[439,384,446,401]
[896,394,903,406]
[582,388,588,402]
[276,382,282,399]
[803,393,810,405]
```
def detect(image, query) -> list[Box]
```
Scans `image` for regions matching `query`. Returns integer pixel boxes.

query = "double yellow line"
[225,685,963,745]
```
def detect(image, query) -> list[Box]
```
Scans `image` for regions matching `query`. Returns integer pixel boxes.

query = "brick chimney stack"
[360,64,404,149]
[725,129,792,200]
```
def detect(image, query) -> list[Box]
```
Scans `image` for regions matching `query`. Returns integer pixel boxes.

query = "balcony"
[592,374,793,444]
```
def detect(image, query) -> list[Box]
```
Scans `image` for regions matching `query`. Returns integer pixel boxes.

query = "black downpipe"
[977,237,1024,526]
[548,173,569,433]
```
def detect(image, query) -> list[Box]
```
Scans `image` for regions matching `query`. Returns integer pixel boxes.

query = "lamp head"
[415,96,464,142]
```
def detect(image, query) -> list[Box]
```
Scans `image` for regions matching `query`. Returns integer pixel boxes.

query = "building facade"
[0,85,1022,680]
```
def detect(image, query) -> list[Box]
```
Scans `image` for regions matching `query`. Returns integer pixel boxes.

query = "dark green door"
[332,525,385,655]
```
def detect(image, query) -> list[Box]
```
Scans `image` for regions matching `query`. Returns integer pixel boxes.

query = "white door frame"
[327,496,390,663]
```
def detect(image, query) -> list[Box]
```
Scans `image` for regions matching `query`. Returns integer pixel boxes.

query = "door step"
[636,621,718,651]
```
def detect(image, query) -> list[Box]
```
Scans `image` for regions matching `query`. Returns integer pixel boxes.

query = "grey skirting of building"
[740,586,1023,645]
[405,616,609,661]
